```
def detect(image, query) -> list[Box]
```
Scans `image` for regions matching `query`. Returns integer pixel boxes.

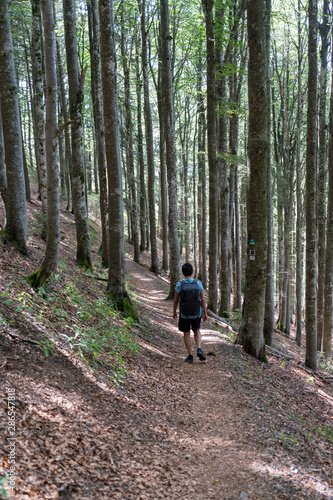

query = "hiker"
[173,262,208,363]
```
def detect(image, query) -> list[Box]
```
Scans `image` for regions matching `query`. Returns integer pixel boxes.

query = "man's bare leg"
[193,328,202,349]
[183,331,191,354]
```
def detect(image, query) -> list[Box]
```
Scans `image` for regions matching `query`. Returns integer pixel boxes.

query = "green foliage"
[0,476,9,499]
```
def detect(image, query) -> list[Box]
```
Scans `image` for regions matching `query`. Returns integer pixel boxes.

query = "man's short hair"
[182,263,193,277]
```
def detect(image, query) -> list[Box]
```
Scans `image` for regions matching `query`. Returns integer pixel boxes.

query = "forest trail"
[1,228,333,499]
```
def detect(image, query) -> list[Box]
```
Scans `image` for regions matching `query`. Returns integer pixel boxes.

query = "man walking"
[173,263,207,363]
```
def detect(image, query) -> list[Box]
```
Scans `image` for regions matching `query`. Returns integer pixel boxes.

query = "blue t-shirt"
[175,279,203,319]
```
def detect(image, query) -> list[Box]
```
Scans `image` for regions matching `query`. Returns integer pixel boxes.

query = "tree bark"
[305,0,318,371]
[323,21,333,359]
[160,0,181,298]
[135,50,147,254]
[99,0,136,317]
[0,0,27,255]
[316,0,329,352]
[120,12,140,264]
[87,0,108,266]
[28,0,60,287]
[236,0,269,362]
[203,0,218,312]
[30,0,47,232]
[63,0,92,269]
[138,0,159,275]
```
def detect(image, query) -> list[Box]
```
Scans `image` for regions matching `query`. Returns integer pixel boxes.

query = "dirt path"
[123,259,333,500]
[1,252,333,499]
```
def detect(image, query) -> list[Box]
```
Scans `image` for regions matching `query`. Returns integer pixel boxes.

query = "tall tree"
[63,0,92,269]
[138,0,159,275]
[87,0,108,266]
[263,0,274,346]
[305,0,318,371]
[323,20,333,359]
[99,0,136,316]
[316,0,329,352]
[236,0,269,362]
[202,0,218,312]
[30,0,47,236]
[28,0,59,287]
[120,10,140,264]
[0,0,28,255]
[160,0,181,297]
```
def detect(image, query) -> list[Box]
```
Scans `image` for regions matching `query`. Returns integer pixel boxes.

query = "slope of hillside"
[0,192,333,499]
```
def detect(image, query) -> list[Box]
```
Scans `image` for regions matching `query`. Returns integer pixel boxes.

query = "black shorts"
[178,316,201,333]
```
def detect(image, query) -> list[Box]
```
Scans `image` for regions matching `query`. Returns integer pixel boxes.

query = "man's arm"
[200,291,208,322]
[173,291,179,319]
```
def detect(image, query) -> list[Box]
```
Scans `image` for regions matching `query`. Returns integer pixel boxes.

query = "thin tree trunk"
[0,108,7,215]
[316,0,329,352]
[56,38,72,211]
[263,0,274,346]
[138,0,159,275]
[157,35,169,271]
[120,13,140,264]
[28,0,59,287]
[87,0,108,266]
[30,0,47,229]
[136,49,147,253]
[323,23,333,359]
[0,0,27,255]
[160,0,181,297]
[305,0,318,371]
[203,0,218,312]
[63,0,92,269]
[99,0,135,317]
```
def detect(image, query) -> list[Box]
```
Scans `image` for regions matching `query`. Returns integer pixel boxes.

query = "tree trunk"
[87,0,108,266]
[120,13,140,264]
[295,19,303,346]
[56,39,72,211]
[138,0,159,275]
[0,109,7,215]
[136,49,147,253]
[0,0,27,255]
[203,0,218,312]
[30,0,47,232]
[99,0,136,317]
[160,0,181,298]
[236,0,268,362]
[157,36,169,271]
[263,0,274,346]
[316,0,329,352]
[28,0,59,287]
[305,0,317,371]
[63,0,92,269]
[323,23,333,359]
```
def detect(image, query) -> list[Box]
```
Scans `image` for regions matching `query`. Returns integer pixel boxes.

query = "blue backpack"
[180,280,201,318]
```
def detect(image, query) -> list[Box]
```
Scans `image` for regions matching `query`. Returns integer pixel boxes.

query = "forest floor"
[1,191,333,499]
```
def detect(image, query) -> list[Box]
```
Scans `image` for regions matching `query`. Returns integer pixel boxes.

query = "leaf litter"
[0,191,333,499]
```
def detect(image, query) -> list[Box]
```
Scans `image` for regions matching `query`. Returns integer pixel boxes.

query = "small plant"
[0,476,9,499]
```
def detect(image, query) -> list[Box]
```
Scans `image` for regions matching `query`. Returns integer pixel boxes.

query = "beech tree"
[236,0,269,362]
[63,0,92,269]
[30,0,47,237]
[99,0,136,316]
[160,0,181,298]
[138,0,159,275]
[28,0,59,287]
[0,0,28,255]
[305,0,318,371]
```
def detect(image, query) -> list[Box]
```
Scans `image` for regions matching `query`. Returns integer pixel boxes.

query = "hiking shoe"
[197,348,206,361]
[184,354,194,363]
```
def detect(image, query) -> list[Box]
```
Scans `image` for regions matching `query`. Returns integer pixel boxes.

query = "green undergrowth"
[0,258,140,385]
